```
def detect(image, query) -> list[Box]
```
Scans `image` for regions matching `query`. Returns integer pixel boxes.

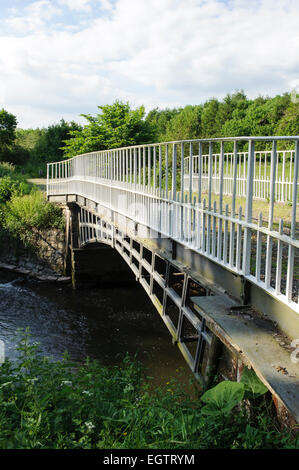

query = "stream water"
[0,270,193,387]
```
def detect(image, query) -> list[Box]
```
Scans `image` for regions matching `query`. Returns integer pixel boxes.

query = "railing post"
[265,140,277,287]
[189,143,193,203]
[242,139,255,275]
[286,140,299,301]
[172,144,177,200]
[46,163,49,198]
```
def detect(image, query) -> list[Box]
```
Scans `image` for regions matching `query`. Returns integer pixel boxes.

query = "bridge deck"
[192,294,299,425]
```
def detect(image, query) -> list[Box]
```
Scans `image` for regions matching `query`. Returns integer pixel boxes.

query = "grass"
[0,329,297,450]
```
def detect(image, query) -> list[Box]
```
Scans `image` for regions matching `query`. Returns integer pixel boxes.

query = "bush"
[0,162,15,177]
[0,175,33,205]
[0,330,296,449]
[2,191,64,246]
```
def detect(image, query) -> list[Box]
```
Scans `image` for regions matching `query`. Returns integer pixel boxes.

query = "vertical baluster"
[265,140,277,288]
[242,140,255,275]
[282,149,286,202]
[275,219,283,295]
[212,200,217,257]
[172,144,177,201]
[256,212,263,282]
[143,147,146,186]
[217,141,224,260]
[180,143,184,202]
[153,146,156,191]
[189,143,193,203]
[229,141,238,267]
[138,147,141,186]
[286,140,299,302]
[202,198,206,253]
[236,206,243,271]
[148,146,151,189]
[207,142,213,255]
[223,204,229,264]
[198,142,202,203]
[165,144,169,194]
[159,145,162,195]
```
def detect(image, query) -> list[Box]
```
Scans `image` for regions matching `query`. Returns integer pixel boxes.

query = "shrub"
[3,191,64,246]
[0,175,32,204]
[0,162,15,177]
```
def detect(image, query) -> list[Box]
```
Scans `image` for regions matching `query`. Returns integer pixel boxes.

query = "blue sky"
[0,0,298,128]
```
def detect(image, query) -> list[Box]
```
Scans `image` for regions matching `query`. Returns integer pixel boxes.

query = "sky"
[0,0,298,129]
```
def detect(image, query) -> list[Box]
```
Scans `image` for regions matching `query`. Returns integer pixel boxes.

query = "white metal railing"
[184,150,297,203]
[47,136,299,315]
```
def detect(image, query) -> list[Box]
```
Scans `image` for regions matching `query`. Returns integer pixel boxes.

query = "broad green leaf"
[240,367,268,396]
[200,381,245,416]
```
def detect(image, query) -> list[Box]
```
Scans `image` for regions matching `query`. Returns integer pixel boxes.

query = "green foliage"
[0,109,17,148]
[62,101,155,157]
[0,162,15,177]
[201,368,269,417]
[276,102,299,137]
[3,92,299,175]
[163,105,202,141]
[145,107,182,141]
[0,109,29,165]
[32,119,82,163]
[0,175,32,204]
[240,367,268,397]
[0,330,296,449]
[146,91,298,145]
[2,191,64,246]
[200,381,245,416]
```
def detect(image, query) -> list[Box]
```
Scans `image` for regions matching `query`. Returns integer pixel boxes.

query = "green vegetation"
[62,101,155,157]
[0,330,296,449]
[2,191,64,246]
[0,90,298,176]
[0,164,64,248]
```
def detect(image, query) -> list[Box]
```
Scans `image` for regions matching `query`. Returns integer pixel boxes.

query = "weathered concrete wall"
[0,227,67,280]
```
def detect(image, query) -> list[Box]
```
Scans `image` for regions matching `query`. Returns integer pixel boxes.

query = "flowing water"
[0,270,193,387]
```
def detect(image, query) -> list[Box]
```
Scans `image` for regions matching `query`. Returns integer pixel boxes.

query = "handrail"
[47,136,299,315]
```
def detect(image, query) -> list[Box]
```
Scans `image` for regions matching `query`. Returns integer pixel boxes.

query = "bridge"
[47,136,299,425]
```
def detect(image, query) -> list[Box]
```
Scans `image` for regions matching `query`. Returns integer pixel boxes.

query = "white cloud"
[0,0,298,128]
[58,0,92,12]
[5,0,62,34]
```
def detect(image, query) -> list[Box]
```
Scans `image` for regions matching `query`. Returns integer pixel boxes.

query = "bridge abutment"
[65,202,135,289]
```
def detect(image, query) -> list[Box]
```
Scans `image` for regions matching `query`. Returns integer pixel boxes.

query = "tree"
[0,109,18,161]
[201,99,220,137]
[0,109,29,165]
[276,102,299,137]
[33,119,82,163]
[163,105,202,141]
[145,107,181,141]
[62,101,155,157]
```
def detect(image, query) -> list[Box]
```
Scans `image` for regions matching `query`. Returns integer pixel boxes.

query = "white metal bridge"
[47,136,299,342]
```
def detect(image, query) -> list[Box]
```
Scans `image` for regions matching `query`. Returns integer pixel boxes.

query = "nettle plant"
[200,367,268,417]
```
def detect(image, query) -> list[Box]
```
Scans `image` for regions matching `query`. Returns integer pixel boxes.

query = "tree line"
[0,90,298,176]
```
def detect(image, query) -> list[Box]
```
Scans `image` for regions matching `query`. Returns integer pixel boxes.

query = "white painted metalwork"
[184,149,298,203]
[47,136,299,316]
